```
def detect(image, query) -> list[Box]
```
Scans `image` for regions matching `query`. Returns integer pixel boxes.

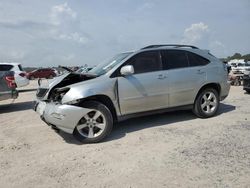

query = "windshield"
[88,52,132,76]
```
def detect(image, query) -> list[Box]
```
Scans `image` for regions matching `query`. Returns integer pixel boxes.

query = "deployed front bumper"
[34,100,91,134]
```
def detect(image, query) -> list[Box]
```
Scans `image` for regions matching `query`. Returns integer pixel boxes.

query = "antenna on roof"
[141,44,199,50]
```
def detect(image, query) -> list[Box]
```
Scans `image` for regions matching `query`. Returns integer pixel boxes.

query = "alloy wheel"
[76,110,106,138]
[200,91,218,114]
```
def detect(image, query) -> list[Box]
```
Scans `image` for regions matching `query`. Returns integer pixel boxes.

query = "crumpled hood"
[37,72,97,100]
[38,73,71,89]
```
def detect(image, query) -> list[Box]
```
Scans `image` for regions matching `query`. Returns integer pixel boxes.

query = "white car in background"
[0,63,29,87]
[231,63,250,75]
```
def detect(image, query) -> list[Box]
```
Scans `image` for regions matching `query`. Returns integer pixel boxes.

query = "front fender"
[61,78,117,104]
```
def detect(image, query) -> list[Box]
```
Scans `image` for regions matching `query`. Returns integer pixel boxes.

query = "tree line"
[223,53,250,62]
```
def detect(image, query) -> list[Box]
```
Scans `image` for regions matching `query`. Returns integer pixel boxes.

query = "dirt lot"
[0,81,249,188]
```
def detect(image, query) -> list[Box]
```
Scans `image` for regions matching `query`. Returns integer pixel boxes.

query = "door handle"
[197,70,205,74]
[157,74,167,79]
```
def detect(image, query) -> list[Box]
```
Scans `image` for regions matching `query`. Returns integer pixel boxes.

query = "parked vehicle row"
[34,44,230,143]
[231,62,250,74]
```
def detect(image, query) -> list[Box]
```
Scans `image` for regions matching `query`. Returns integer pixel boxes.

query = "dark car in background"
[243,74,250,93]
[27,68,57,80]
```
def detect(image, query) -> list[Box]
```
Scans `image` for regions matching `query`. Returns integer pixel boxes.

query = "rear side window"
[18,64,24,71]
[161,50,189,70]
[187,52,210,66]
[0,65,14,71]
[127,51,162,74]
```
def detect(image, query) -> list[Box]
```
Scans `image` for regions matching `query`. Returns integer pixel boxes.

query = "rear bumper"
[34,100,92,134]
[220,81,231,101]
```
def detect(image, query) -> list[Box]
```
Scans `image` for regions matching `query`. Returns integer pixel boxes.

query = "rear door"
[117,50,169,114]
[161,50,207,107]
[37,69,42,78]
[43,69,49,78]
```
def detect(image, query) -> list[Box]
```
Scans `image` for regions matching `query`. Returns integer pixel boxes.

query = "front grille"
[36,88,49,98]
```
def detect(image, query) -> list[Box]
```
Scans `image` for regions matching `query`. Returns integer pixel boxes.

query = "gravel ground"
[0,81,249,188]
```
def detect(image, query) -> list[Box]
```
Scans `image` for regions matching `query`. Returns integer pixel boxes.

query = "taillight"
[19,72,26,77]
[4,76,17,88]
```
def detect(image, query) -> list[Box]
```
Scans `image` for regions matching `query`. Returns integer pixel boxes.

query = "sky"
[0,0,249,67]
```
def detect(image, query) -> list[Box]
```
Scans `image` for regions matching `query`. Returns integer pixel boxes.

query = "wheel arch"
[77,95,118,122]
[195,83,221,102]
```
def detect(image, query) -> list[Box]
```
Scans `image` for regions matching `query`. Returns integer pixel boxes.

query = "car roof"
[141,44,199,50]
[138,44,205,54]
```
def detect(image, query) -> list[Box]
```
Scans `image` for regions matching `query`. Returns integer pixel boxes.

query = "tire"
[245,89,250,94]
[193,88,219,118]
[73,101,113,143]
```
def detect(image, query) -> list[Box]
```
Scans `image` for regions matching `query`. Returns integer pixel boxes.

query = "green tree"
[230,53,242,60]
[242,54,250,62]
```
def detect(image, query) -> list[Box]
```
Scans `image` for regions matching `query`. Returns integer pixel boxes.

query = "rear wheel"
[73,101,113,143]
[193,88,219,118]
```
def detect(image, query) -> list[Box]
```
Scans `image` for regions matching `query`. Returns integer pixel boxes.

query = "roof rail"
[141,44,199,50]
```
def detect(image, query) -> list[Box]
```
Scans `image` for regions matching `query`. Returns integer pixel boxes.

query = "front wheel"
[73,101,113,143]
[193,88,219,118]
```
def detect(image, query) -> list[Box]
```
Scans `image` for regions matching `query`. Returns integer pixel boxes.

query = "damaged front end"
[36,72,97,102]
[34,72,98,134]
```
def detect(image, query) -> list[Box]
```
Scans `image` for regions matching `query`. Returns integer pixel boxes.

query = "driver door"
[117,51,169,115]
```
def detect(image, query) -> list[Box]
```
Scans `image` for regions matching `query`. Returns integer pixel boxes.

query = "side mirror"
[120,65,134,76]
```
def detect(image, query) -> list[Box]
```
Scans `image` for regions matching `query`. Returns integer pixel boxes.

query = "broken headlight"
[50,87,70,102]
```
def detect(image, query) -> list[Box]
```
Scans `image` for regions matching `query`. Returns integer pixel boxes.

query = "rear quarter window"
[187,52,210,66]
[0,65,14,71]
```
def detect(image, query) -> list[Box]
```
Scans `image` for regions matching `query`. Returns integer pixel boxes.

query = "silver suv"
[34,44,230,143]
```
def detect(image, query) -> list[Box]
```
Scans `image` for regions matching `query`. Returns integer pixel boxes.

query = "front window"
[126,51,162,74]
[89,52,132,76]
